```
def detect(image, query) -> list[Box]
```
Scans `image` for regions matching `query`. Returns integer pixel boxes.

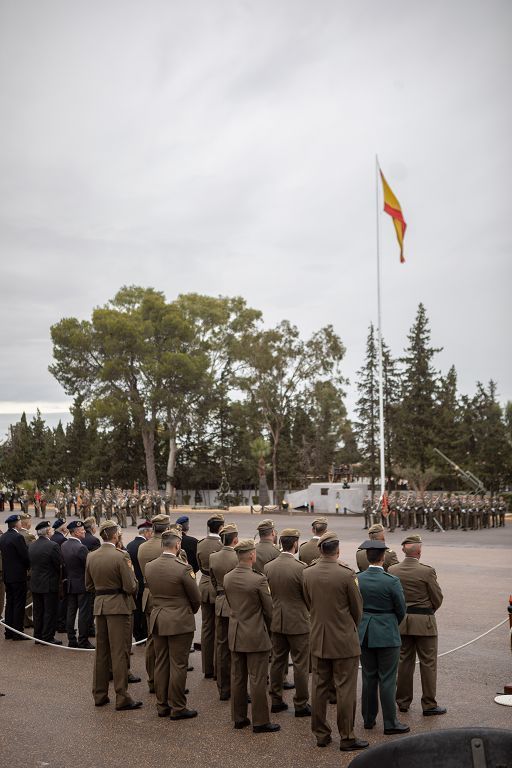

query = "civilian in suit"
[175,515,199,573]
[126,520,152,642]
[61,520,94,649]
[29,520,63,644]
[0,514,30,639]
[264,528,311,717]
[357,540,408,735]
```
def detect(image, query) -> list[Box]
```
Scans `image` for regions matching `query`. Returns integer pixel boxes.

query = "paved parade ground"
[1,509,511,768]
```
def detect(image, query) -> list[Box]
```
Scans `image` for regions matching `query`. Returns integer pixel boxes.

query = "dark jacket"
[181,533,199,573]
[61,537,88,593]
[84,530,101,552]
[126,536,146,590]
[29,536,62,593]
[51,531,67,547]
[0,528,30,583]
[357,566,406,648]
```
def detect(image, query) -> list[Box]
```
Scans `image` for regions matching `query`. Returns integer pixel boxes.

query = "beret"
[359,539,388,550]
[83,516,97,528]
[137,520,152,530]
[402,534,422,545]
[68,520,84,531]
[318,531,339,548]
[175,515,189,525]
[257,519,274,531]
[280,528,300,538]
[152,514,170,525]
[52,518,66,530]
[312,517,328,526]
[35,520,51,532]
[6,514,21,523]
[98,519,119,533]
[368,523,384,534]
[220,523,238,535]
[234,538,256,553]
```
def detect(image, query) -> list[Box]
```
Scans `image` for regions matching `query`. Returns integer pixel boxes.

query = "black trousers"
[67,592,90,645]
[132,588,147,642]
[4,581,27,638]
[33,591,59,641]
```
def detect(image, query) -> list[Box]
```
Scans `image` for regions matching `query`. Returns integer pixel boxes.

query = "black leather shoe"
[204,673,214,679]
[95,698,110,707]
[253,723,280,733]
[12,636,30,641]
[295,704,312,717]
[219,693,230,701]
[79,641,95,650]
[283,681,295,690]
[339,739,369,752]
[158,709,171,717]
[48,638,63,645]
[316,736,332,748]
[187,665,194,671]
[398,705,409,712]
[328,698,337,704]
[271,702,288,713]
[423,706,447,716]
[116,700,143,711]
[68,639,78,648]
[364,721,376,730]
[170,708,198,720]
[234,718,250,729]
[384,723,410,735]
[128,673,141,684]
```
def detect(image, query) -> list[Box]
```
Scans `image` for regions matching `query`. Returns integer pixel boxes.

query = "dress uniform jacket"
[210,546,238,619]
[29,537,62,593]
[0,529,30,582]
[388,557,443,636]
[51,531,67,547]
[356,547,399,573]
[85,544,137,615]
[84,531,101,552]
[181,533,199,573]
[298,536,321,565]
[263,553,309,634]
[357,567,406,647]
[196,534,223,677]
[209,545,239,698]
[254,540,280,574]
[61,537,88,593]
[145,554,200,635]
[137,534,164,611]
[196,535,223,603]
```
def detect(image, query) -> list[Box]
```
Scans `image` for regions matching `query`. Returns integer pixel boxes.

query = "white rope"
[436,618,508,659]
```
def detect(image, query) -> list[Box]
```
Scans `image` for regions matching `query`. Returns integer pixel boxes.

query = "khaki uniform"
[356,547,399,573]
[137,533,164,690]
[210,546,238,699]
[254,540,280,574]
[303,559,363,745]
[224,564,273,727]
[85,543,138,708]
[388,557,443,711]
[264,552,310,710]
[145,553,200,716]
[298,536,321,565]
[196,535,223,676]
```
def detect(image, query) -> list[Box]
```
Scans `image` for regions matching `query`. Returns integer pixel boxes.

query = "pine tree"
[354,324,379,498]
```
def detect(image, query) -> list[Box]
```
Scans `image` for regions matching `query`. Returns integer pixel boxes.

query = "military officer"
[85,520,141,710]
[0,513,30,639]
[356,523,399,572]
[254,519,280,573]
[29,520,62,644]
[137,513,171,692]
[196,513,225,679]
[388,534,446,716]
[357,540,408,735]
[224,538,279,733]
[209,523,239,700]
[126,520,152,643]
[298,517,328,565]
[145,527,201,719]
[61,520,94,649]
[302,531,367,752]
[264,528,311,717]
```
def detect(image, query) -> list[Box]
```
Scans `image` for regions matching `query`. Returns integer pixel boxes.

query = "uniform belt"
[364,609,395,614]
[406,606,434,615]
[96,588,125,596]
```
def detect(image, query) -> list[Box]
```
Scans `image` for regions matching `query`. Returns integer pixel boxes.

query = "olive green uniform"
[196,534,223,676]
[210,545,238,699]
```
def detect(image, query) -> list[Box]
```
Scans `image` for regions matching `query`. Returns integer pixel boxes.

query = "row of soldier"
[1,512,446,753]
[363,491,507,532]
[45,489,179,526]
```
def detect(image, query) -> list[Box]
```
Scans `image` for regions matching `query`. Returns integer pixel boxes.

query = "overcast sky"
[0,0,510,439]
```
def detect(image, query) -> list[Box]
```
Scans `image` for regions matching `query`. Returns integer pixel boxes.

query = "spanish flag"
[380,170,407,263]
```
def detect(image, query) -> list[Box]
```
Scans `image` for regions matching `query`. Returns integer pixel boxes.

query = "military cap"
[359,539,387,550]
[20,512,32,520]
[175,515,189,525]
[318,531,339,548]
[163,526,182,539]
[68,520,84,531]
[52,518,66,530]
[368,523,385,534]
[257,518,275,532]
[234,538,256,553]
[137,520,152,530]
[35,520,51,532]
[220,523,238,535]
[152,514,170,525]
[5,514,21,523]
[83,516,96,529]
[312,516,328,526]
[280,528,300,538]
[98,519,119,534]
[401,534,422,545]
[207,513,225,523]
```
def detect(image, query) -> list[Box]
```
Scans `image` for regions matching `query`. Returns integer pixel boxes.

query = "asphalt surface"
[1,509,511,768]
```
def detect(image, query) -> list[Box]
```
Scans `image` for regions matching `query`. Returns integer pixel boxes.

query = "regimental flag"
[380,170,407,263]
[381,491,389,518]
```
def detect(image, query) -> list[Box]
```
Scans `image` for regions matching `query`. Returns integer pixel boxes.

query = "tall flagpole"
[375,155,386,502]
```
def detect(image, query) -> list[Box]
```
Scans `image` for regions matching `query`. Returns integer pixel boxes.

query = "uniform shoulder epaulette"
[305,559,319,568]
[175,558,188,567]
[337,562,354,573]
[253,568,265,576]
[383,570,397,578]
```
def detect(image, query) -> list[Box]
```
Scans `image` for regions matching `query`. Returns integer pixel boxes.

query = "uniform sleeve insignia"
[189,570,196,579]
[354,576,359,588]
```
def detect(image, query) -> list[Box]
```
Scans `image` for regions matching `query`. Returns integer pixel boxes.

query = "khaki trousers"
[215,615,231,698]
[311,655,359,744]
[144,606,155,690]
[153,631,193,716]
[231,650,269,727]
[93,614,133,708]
[270,632,310,710]
[200,601,216,676]
[396,634,438,711]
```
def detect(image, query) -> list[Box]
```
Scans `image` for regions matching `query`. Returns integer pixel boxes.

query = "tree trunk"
[141,423,158,491]
[166,427,177,495]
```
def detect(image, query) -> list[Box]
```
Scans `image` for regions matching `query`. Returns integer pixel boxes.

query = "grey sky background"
[1,0,511,439]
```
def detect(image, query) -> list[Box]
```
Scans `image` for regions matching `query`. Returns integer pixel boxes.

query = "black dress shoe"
[234,718,251,729]
[128,673,141,684]
[219,693,230,701]
[116,700,143,711]
[339,739,369,752]
[95,698,110,707]
[398,705,409,712]
[170,708,198,720]
[316,736,332,748]
[328,698,337,705]
[384,723,410,735]
[12,635,30,641]
[48,638,63,645]
[423,706,447,716]
[271,702,288,713]
[158,709,171,717]
[295,704,312,717]
[78,641,95,650]
[364,722,376,730]
[187,665,194,671]
[282,681,295,690]
[253,723,280,733]
[68,639,78,648]
[204,673,214,679]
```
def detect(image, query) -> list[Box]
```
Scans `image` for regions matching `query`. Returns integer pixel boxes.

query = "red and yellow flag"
[380,170,407,263]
